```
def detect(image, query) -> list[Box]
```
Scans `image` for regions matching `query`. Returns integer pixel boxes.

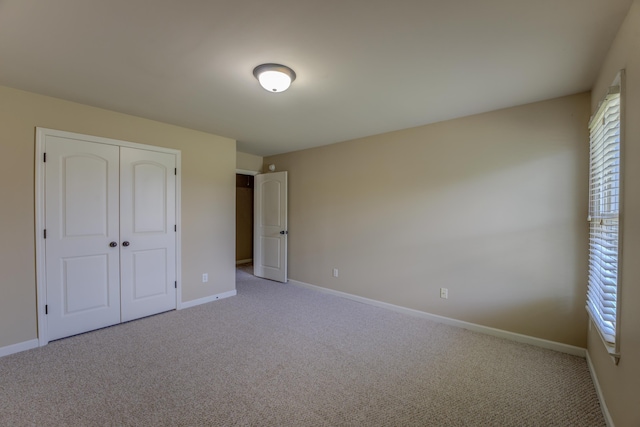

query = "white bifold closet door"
[45,136,176,341]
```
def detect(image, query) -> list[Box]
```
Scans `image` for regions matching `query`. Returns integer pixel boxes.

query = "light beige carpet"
[0,266,605,426]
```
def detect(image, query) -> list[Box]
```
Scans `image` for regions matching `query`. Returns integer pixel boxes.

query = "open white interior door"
[254,171,287,282]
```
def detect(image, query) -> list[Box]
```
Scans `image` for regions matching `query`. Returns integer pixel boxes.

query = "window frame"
[587,70,624,364]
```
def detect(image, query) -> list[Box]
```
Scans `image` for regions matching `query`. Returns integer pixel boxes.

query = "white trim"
[587,307,621,363]
[288,279,586,358]
[236,168,259,176]
[178,290,237,310]
[175,151,183,316]
[236,258,253,265]
[586,351,615,427]
[35,132,47,346]
[0,339,39,358]
[37,128,183,153]
[35,127,182,346]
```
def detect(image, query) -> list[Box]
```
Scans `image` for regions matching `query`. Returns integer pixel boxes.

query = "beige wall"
[237,151,263,172]
[588,2,640,426]
[0,85,236,349]
[266,92,590,348]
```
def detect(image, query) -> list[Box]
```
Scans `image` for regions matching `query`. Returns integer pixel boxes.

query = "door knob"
[279,230,288,235]
[122,241,130,247]
[109,241,118,247]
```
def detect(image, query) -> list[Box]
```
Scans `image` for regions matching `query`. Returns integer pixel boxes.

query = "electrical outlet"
[440,288,448,299]
[333,268,339,278]
[202,273,208,283]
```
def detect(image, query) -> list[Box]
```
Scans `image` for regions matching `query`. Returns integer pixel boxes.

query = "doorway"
[236,174,254,265]
[235,169,288,283]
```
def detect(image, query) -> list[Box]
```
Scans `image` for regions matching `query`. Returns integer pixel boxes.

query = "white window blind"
[587,85,621,351]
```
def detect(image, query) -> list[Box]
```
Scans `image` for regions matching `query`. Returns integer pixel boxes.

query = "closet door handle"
[109,242,118,248]
[122,241,130,247]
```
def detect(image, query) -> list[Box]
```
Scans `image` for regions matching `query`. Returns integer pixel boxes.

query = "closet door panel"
[45,137,121,341]
[120,147,176,322]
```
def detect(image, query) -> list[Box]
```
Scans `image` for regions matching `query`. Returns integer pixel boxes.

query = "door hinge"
[44,229,47,239]
[43,153,47,162]
[175,281,177,289]
[174,225,177,232]
[45,304,48,315]
[174,168,177,175]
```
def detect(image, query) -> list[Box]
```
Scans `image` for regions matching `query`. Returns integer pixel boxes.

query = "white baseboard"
[288,279,586,358]
[0,339,39,358]
[236,259,253,265]
[178,290,237,310]
[586,351,615,427]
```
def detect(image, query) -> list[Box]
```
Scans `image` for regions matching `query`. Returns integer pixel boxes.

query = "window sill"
[587,312,620,365]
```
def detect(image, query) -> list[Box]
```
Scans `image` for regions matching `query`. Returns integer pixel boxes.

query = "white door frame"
[236,168,259,176]
[35,128,182,346]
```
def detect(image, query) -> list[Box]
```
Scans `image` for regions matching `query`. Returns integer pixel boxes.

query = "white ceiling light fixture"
[253,63,296,93]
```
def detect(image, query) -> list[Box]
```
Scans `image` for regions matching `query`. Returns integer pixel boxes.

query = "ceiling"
[0,0,633,156]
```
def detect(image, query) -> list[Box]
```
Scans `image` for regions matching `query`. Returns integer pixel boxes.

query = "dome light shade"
[253,63,296,92]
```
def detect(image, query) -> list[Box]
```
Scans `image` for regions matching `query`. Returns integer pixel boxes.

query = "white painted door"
[254,171,288,282]
[45,137,121,341]
[43,132,177,341]
[120,147,176,322]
